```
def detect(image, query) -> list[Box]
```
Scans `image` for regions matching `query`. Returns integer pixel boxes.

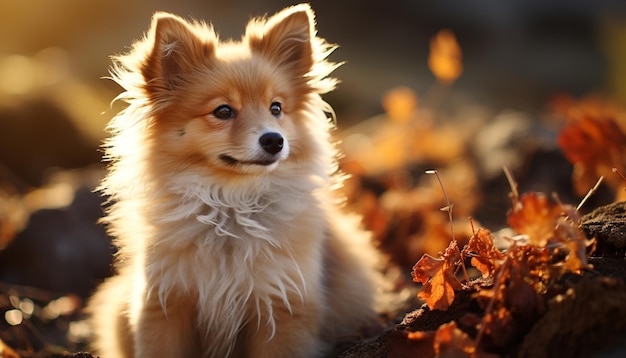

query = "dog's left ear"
[247,4,315,76]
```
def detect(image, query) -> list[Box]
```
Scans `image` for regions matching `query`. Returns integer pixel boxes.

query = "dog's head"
[112,4,339,179]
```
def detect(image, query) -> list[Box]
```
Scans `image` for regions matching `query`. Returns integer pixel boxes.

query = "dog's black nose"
[259,132,284,154]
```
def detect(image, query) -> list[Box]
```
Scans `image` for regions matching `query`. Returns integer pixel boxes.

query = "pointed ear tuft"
[246,4,315,76]
[142,12,216,92]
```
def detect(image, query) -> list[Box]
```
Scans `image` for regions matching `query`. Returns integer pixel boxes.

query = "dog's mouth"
[219,154,278,167]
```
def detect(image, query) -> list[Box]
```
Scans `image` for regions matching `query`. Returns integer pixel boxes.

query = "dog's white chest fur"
[142,173,325,353]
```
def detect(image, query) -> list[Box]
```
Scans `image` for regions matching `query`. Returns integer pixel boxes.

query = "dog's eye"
[270,102,282,117]
[213,105,235,120]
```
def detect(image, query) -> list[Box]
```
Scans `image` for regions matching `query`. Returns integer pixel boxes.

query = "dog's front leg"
[248,298,327,358]
[134,296,198,357]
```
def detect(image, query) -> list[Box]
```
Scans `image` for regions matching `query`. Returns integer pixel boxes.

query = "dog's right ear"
[142,12,216,93]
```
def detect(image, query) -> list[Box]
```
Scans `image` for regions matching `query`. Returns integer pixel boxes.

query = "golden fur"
[87,4,380,357]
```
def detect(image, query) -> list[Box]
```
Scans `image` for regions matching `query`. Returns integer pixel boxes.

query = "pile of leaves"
[400,171,594,356]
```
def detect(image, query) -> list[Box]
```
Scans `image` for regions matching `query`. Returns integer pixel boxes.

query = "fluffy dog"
[88,4,380,357]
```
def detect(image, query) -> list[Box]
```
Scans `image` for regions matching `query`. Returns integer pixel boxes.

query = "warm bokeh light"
[382,86,418,124]
[428,29,463,85]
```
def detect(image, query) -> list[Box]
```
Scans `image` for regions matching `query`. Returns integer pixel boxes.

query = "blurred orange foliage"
[554,94,626,200]
[428,29,463,84]
[382,87,418,124]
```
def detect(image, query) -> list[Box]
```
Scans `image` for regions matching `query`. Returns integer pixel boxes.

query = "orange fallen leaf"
[412,240,463,310]
[434,322,476,356]
[554,208,592,274]
[507,192,562,247]
[465,228,504,278]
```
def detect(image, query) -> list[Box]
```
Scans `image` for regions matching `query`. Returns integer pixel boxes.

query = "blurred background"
[0,0,625,186]
[0,0,626,354]
[0,0,626,185]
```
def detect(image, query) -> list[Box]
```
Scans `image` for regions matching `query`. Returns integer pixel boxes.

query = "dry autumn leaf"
[464,228,504,278]
[412,240,463,310]
[554,208,592,274]
[434,321,477,356]
[507,192,592,274]
[507,192,562,247]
